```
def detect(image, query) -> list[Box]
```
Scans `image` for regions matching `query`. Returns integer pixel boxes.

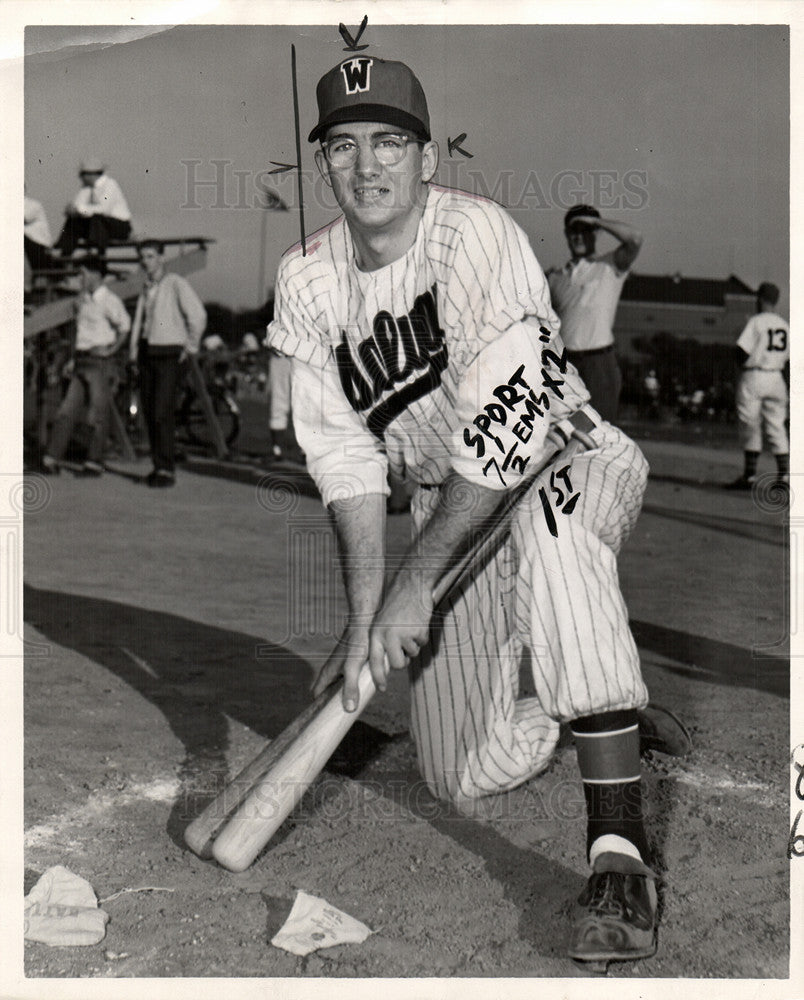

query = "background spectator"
[40,254,130,475]
[55,157,133,256]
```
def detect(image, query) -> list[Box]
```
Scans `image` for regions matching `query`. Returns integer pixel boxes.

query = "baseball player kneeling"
[266,55,666,967]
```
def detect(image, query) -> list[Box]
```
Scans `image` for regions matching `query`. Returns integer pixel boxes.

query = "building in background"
[613,273,758,418]
[615,273,756,356]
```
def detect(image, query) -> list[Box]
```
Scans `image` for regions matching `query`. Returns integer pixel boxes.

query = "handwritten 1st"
[788,743,804,859]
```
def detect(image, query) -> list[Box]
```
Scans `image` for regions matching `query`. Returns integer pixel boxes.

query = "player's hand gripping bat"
[185,428,594,870]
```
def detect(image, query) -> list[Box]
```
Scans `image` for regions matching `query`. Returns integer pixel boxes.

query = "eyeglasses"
[320,133,424,168]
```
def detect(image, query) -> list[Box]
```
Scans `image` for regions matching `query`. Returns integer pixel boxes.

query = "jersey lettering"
[333,285,448,438]
[767,328,788,352]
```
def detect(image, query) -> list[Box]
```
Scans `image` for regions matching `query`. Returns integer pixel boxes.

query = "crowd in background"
[24,158,299,481]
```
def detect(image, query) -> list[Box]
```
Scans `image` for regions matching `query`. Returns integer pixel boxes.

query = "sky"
[21,18,790,313]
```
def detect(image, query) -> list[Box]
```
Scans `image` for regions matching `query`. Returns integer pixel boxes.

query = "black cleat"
[724,475,756,491]
[568,852,657,969]
[638,704,692,757]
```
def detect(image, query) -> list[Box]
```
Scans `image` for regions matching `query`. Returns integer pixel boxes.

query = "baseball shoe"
[568,851,657,968]
[80,461,104,477]
[637,704,692,757]
[723,475,756,491]
[39,455,60,475]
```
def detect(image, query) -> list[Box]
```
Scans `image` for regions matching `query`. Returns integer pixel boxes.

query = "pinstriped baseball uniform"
[735,310,790,454]
[266,184,649,803]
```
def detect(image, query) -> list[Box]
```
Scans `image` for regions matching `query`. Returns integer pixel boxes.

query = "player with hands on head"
[267,54,681,969]
[548,205,643,423]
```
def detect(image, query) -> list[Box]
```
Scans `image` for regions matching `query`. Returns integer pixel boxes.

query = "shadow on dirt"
[641,502,786,546]
[23,583,398,850]
[25,582,593,961]
[342,740,588,962]
[631,619,788,698]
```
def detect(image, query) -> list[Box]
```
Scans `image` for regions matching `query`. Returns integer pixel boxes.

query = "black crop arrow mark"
[448,133,474,158]
[268,161,296,174]
[339,16,369,51]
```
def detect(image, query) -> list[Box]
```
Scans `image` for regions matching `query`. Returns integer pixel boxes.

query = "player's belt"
[568,406,597,435]
[566,344,615,358]
[551,405,599,449]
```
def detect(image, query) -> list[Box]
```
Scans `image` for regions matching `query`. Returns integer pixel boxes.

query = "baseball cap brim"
[309,105,430,143]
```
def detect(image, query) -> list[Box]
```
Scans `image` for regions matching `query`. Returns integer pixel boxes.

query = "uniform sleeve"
[441,203,558,358]
[451,318,575,490]
[265,253,333,369]
[442,204,573,490]
[292,359,388,505]
[267,249,386,503]
[736,316,758,354]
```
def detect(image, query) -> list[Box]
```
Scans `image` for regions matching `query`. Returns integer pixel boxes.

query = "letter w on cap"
[341,57,373,94]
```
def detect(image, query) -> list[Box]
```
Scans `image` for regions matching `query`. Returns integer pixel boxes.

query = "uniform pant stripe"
[409,424,648,803]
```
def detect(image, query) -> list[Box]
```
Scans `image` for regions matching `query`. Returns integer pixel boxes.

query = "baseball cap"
[757,281,780,305]
[564,204,601,230]
[308,57,430,143]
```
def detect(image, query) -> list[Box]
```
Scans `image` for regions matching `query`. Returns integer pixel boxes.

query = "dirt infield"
[20,433,791,982]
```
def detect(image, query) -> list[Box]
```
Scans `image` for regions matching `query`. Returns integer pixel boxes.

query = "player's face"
[79,266,102,292]
[139,247,164,279]
[316,122,438,234]
[566,224,596,259]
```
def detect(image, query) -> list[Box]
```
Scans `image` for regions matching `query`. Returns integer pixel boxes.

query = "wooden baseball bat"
[210,432,586,872]
[184,679,341,857]
[184,481,511,859]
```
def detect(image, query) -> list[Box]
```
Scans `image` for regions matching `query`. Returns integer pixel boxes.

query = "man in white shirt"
[41,255,131,475]
[24,188,62,279]
[548,205,643,422]
[55,157,133,256]
[129,239,207,487]
[24,191,52,258]
[725,281,789,490]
